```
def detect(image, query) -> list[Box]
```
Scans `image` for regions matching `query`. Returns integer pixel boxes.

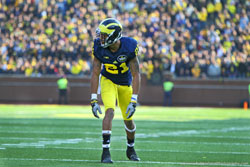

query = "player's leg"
[102,108,114,130]
[118,85,140,161]
[101,108,114,163]
[58,90,62,104]
[124,120,140,161]
[100,76,117,163]
[64,90,68,104]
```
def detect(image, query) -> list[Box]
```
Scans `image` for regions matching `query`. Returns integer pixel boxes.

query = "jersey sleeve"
[92,39,102,61]
[128,38,139,60]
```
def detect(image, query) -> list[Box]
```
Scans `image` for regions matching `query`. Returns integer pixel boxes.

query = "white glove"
[126,102,137,119]
[91,99,102,119]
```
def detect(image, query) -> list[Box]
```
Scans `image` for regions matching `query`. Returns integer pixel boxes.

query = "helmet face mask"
[100,33,108,47]
[96,18,122,48]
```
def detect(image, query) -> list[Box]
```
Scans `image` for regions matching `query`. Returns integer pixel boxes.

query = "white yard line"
[1,134,250,141]
[135,126,250,138]
[1,138,83,147]
[1,126,250,157]
[19,146,250,155]
[136,140,250,146]
[0,126,249,136]
[187,135,250,140]
[0,158,249,166]
[1,126,250,149]
[1,137,250,147]
[1,144,250,155]
[0,130,100,135]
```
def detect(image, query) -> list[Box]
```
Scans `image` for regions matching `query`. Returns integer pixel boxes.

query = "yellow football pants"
[100,76,133,120]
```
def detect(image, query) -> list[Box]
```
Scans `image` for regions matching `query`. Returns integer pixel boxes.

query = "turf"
[0,104,250,167]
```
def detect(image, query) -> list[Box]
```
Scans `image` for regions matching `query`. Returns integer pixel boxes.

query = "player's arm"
[91,57,101,94]
[126,56,141,119]
[130,56,141,95]
[90,57,102,118]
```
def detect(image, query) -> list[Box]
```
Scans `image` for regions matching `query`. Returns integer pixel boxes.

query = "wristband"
[131,94,138,103]
[91,93,97,100]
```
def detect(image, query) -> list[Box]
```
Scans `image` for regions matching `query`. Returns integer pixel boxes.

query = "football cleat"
[101,149,113,163]
[126,147,140,161]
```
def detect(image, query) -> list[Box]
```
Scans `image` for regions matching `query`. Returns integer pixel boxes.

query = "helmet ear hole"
[95,28,100,38]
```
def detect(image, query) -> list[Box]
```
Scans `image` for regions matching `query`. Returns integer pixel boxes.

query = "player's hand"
[91,99,102,119]
[126,102,137,119]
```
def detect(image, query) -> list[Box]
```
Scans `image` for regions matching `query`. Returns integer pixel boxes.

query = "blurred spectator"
[163,77,174,106]
[57,74,69,104]
[0,0,249,80]
[191,62,201,78]
[207,60,221,77]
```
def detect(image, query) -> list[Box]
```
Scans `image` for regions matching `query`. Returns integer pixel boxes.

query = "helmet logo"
[117,55,127,63]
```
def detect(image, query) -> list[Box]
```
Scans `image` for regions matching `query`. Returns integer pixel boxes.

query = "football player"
[90,18,141,163]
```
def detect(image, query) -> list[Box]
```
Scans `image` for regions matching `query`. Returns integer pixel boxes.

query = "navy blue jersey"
[93,37,139,86]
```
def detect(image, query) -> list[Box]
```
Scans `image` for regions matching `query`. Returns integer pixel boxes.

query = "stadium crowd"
[0,0,249,79]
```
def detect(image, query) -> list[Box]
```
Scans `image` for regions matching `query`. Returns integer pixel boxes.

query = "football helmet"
[96,18,123,48]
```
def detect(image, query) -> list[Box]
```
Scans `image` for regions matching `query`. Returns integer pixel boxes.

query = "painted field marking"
[0,126,250,137]
[1,138,83,147]
[135,126,250,138]
[0,130,100,135]
[4,146,250,155]
[187,135,250,140]
[136,140,250,146]
[1,141,250,155]
[1,134,250,141]
[1,136,250,148]
[0,158,249,167]
[1,126,250,149]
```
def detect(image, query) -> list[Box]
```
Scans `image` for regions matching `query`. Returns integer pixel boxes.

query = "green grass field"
[0,104,250,167]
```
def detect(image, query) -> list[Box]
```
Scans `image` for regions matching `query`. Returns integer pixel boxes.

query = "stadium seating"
[0,0,249,79]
